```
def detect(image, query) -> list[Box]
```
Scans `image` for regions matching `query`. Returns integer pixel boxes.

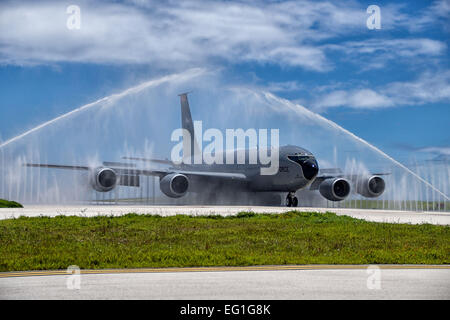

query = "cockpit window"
[287,155,319,180]
[288,155,309,163]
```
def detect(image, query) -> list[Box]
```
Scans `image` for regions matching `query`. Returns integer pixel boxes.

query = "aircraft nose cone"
[301,158,319,180]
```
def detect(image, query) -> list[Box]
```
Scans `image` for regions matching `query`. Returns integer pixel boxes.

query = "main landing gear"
[285,192,298,207]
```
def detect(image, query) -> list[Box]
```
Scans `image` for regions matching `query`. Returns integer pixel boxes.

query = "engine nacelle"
[160,173,189,198]
[90,167,118,192]
[355,175,385,198]
[319,178,351,201]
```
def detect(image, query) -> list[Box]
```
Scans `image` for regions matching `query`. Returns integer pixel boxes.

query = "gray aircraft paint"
[24,94,320,200]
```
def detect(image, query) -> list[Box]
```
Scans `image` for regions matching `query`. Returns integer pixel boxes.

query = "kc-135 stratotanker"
[27,93,386,207]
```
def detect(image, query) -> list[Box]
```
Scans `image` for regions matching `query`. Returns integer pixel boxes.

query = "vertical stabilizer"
[178,93,201,162]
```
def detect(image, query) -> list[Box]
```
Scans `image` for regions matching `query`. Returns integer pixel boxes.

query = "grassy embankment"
[0,211,448,272]
[0,199,23,208]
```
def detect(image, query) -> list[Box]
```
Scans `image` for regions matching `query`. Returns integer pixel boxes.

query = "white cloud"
[312,70,450,110]
[324,38,447,70]
[0,0,331,69]
[0,0,415,70]
[265,81,305,92]
[0,0,447,78]
[417,147,450,156]
[314,89,393,110]
[369,1,450,33]
[331,38,446,57]
[408,0,450,32]
[384,71,450,105]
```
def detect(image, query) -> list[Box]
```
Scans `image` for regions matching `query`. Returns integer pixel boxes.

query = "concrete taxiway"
[1,207,448,299]
[0,205,449,225]
[0,265,449,300]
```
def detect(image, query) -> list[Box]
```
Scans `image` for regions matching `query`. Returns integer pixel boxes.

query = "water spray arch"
[0,69,448,211]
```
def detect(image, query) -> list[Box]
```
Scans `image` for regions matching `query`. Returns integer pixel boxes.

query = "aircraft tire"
[285,196,293,207]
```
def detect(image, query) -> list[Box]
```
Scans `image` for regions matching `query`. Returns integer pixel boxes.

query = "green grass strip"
[0,199,23,208]
[0,211,448,271]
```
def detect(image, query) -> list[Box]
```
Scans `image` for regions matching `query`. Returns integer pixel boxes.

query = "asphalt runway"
[1,207,449,299]
[1,266,449,300]
[0,205,449,225]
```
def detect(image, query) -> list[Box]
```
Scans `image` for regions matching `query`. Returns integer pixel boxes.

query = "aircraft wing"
[122,156,173,165]
[169,170,247,181]
[25,164,90,170]
[25,163,248,181]
[109,166,247,181]
[309,176,330,190]
[120,157,248,180]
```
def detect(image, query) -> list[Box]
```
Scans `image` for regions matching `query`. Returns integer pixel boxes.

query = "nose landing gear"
[285,192,298,207]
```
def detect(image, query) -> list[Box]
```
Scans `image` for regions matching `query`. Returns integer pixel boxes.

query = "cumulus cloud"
[0,0,357,69]
[313,89,393,110]
[384,71,450,104]
[417,147,450,156]
[408,0,450,32]
[0,0,445,70]
[312,70,450,110]
[324,38,447,70]
[265,81,305,93]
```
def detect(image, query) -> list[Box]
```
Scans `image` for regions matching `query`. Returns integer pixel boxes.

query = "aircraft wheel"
[285,196,293,207]
[292,197,298,207]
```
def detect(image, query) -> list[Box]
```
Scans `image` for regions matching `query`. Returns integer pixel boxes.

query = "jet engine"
[319,178,351,201]
[90,167,118,192]
[160,173,189,198]
[355,176,385,198]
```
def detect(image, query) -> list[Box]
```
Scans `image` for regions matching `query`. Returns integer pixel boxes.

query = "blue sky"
[0,0,449,164]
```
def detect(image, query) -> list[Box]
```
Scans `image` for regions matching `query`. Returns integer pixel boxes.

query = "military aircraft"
[26,93,386,207]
